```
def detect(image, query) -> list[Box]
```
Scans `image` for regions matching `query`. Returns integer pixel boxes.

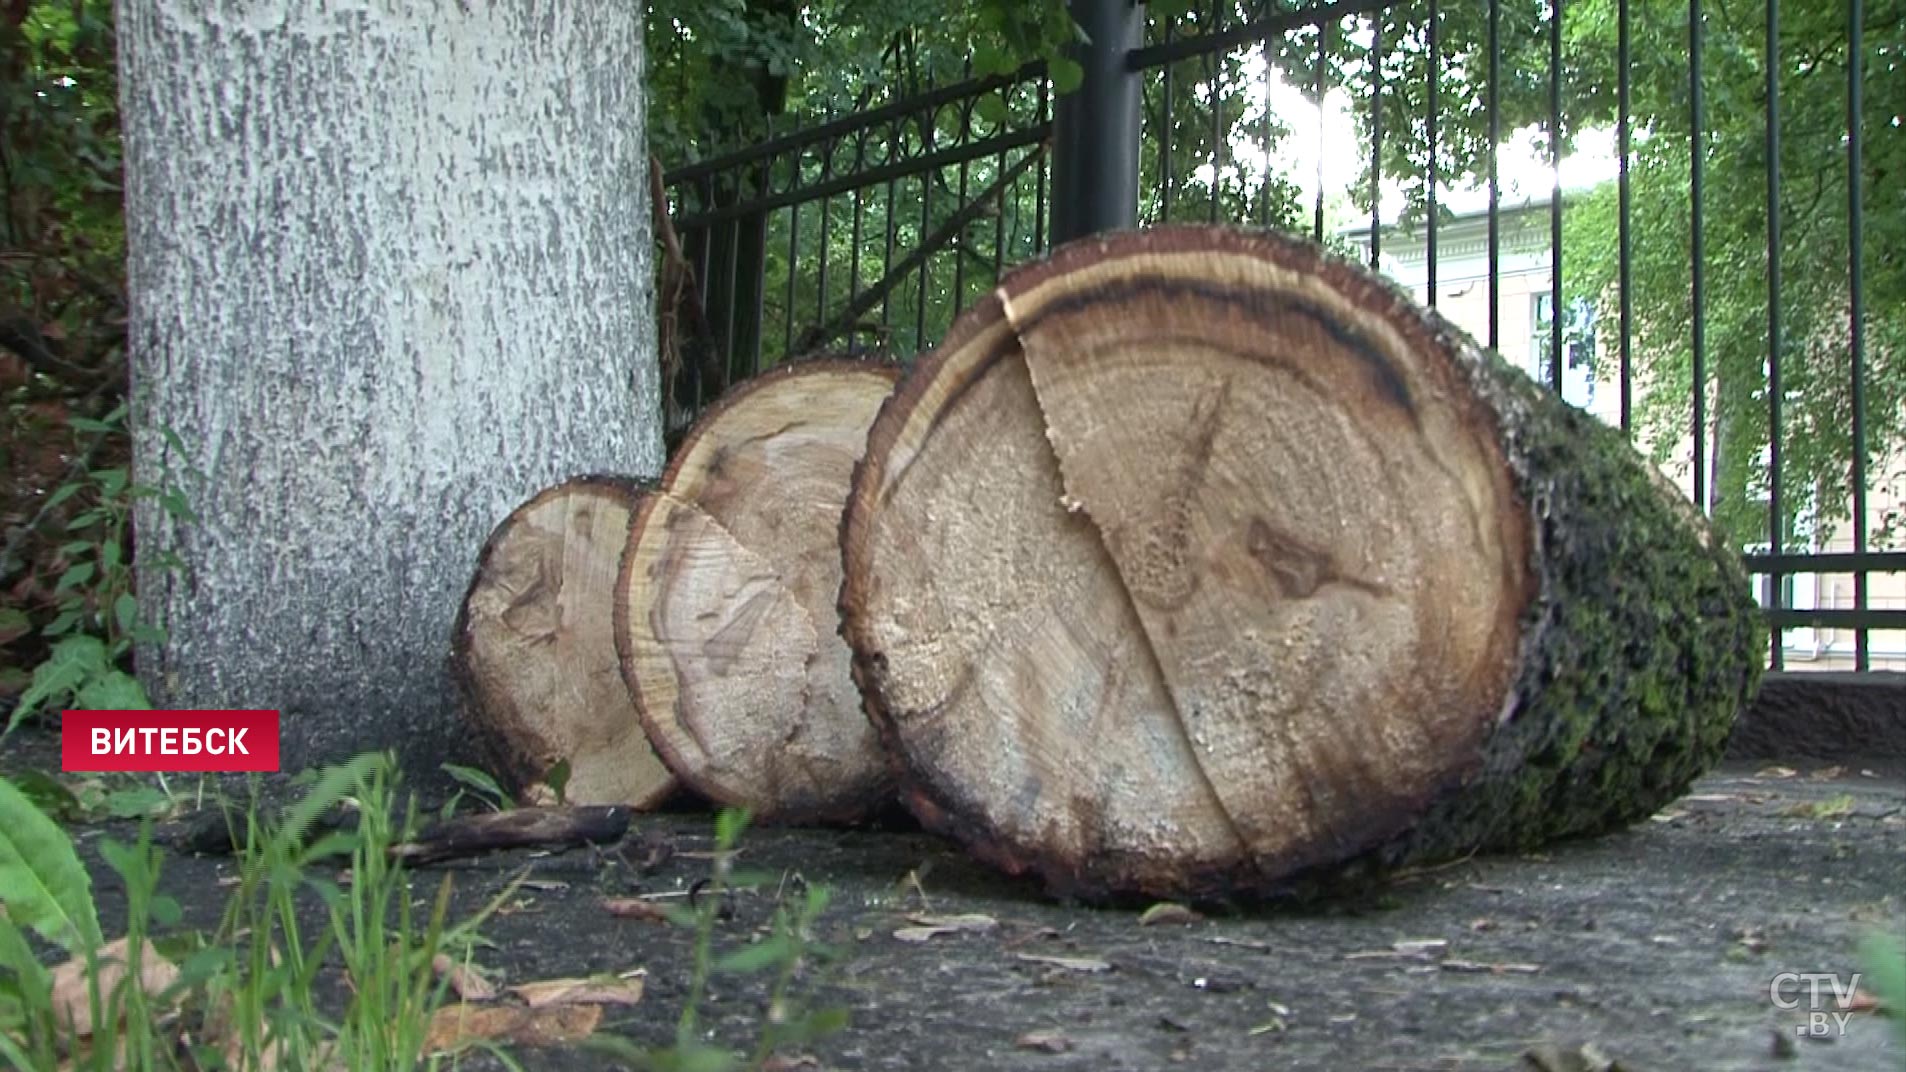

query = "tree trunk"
[617,360,899,822]
[119,4,661,770]
[840,226,1762,899]
[452,477,674,808]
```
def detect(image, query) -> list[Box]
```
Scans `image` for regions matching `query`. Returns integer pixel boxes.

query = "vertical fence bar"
[993,147,1008,279]
[1162,19,1177,221]
[849,160,866,343]
[1208,5,1223,224]
[1369,13,1383,271]
[1053,0,1143,242]
[751,211,768,373]
[723,205,742,385]
[1765,0,1784,669]
[1487,0,1500,350]
[784,200,799,355]
[882,134,898,328]
[1261,40,1273,228]
[1035,81,1049,252]
[1314,22,1327,241]
[816,196,832,337]
[954,122,972,309]
[1848,0,1868,668]
[1618,0,1633,433]
[1548,0,1564,394]
[1426,0,1439,309]
[1689,0,1707,512]
[916,166,931,352]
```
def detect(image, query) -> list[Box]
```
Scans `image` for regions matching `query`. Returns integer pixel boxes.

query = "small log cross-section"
[618,360,901,822]
[452,477,675,808]
[840,226,1762,899]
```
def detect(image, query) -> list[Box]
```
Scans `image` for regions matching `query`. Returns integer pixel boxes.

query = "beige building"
[1344,198,1902,670]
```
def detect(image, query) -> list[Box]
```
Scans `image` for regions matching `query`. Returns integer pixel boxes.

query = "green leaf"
[42,608,81,637]
[0,912,50,997]
[712,935,794,974]
[0,775,104,953]
[8,634,109,731]
[75,670,151,712]
[113,593,139,634]
[42,482,84,510]
[1860,931,1906,1045]
[975,92,1009,125]
[714,807,751,848]
[103,784,169,818]
[160,488,196,522]
[441,763,513,811]
[67,417,112,434]
[973,43,1015,78]
[544,758,571,806]
[92,467,128,497]
[7,769,80,821]
[278,753,385,855]
[1048,55,1084,94]
[149,895,183,928]
[53,560,95,594]
[0,608,28,646]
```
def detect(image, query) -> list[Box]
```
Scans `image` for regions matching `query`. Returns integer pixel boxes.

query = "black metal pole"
[1050,0,1143,243]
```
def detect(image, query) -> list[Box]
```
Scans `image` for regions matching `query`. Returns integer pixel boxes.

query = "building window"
[1531,292,1597,409]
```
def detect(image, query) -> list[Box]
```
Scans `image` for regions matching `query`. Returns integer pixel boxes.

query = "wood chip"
[422,1003,601,1053]
[1015,952,1113,974]
[431,953,497,1002]
[602,896,673,922]
[508,973,646,1008]
[894,913,998,942]
[1015,1029,1074,1053]
[1439,959,1543,974]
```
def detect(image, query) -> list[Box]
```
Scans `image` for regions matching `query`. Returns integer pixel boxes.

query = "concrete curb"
[1727,670,1906,761]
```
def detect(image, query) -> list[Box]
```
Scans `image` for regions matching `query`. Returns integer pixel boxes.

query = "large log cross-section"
[840,227,1761,899]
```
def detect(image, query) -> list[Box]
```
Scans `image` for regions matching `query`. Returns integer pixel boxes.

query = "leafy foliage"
[0,773,103,953]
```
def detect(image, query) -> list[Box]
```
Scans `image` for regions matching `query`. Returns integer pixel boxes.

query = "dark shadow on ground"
[6,726,1902,1072]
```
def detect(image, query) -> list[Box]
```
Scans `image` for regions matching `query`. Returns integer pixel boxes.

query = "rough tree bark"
[118,3,662,769]
[840,227,1762,899]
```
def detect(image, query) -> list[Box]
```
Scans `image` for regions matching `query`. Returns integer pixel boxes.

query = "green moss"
[1367,350,1763,873]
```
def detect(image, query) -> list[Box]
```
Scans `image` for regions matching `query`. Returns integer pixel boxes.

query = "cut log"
[840,226,1762,899]
[452,476,675,808]
[618,359,901,822]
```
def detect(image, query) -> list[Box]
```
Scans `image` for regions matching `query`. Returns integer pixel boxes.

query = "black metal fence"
[662,0,1901,671]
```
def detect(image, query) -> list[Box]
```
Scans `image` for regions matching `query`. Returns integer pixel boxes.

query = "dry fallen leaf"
[1015,952,1113,974]
[1016,1029,1074,1053]
[49,938,180,1037]
[509,973,646,1008]
[431,953,498,1002]
[423,1002,602,1053]
[760,1055,822,1072]
[602,897,672,922]
[894,913,998,942]
[1756,766,1799,779]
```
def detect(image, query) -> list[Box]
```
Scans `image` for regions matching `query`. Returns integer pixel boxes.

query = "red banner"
[61,710,281,772]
